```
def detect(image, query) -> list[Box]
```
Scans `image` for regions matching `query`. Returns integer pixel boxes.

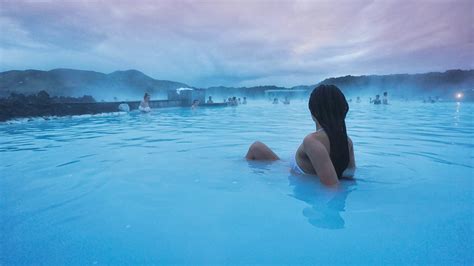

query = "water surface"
[1,100,473,264]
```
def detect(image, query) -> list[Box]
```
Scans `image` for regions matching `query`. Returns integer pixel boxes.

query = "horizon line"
[1,67,472,89]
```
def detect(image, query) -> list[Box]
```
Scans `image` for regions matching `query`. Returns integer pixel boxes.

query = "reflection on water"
[288,174,356,229]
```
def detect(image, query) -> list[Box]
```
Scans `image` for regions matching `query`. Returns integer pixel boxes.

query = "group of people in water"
[223,96,247,106]
[272,93,391,106]
[369,92,389,105]
[139,89,392,115]
[271,96,291,104]
[345,92,389,105]
[138,93,250,112]
[137,89,446,114]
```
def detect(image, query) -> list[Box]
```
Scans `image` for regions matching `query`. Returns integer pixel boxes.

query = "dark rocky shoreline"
[0,90,224,122]
[0,91,117,122]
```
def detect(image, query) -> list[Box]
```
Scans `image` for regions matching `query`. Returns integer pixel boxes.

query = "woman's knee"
[246,141,264,160]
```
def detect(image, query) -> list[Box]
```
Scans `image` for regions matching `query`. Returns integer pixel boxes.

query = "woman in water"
[245,85,355,186]
[139,93,151,112]
[191,99,200,109]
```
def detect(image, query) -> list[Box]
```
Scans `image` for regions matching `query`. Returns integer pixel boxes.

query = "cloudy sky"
[0,0,472,87]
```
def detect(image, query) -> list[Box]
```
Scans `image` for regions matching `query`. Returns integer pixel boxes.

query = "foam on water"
[0,100,473,264]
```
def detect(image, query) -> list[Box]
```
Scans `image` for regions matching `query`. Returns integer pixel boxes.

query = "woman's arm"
[303,136,339,187]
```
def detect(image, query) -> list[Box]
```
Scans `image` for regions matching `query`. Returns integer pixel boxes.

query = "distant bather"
[191,99,200,109]
[207,96,214,104]
[383,92,388,105]
[370,95,381,105]
[139,93,151,112]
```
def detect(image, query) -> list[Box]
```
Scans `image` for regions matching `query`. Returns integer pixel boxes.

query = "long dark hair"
[308,84,349,178]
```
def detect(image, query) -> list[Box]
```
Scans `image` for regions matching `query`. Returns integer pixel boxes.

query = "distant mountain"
[317,69,474,97]
[207,70,474,99]
[0,69,189,100]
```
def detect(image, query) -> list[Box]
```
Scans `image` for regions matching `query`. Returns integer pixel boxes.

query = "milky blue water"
[1,100,473,264]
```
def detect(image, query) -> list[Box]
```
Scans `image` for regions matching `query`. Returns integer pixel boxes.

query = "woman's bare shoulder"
[303,132,324,144]
[303,134,327,152]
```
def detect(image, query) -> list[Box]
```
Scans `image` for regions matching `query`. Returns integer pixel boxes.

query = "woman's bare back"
[295,130,355,178]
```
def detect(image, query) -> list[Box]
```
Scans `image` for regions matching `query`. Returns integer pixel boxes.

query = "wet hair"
[384,92,387,96]
[144,93,150,100]
[376,94,380,98]
[308,84,349,178]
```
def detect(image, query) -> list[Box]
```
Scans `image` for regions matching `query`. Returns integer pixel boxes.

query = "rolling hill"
[0,68,189,100]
